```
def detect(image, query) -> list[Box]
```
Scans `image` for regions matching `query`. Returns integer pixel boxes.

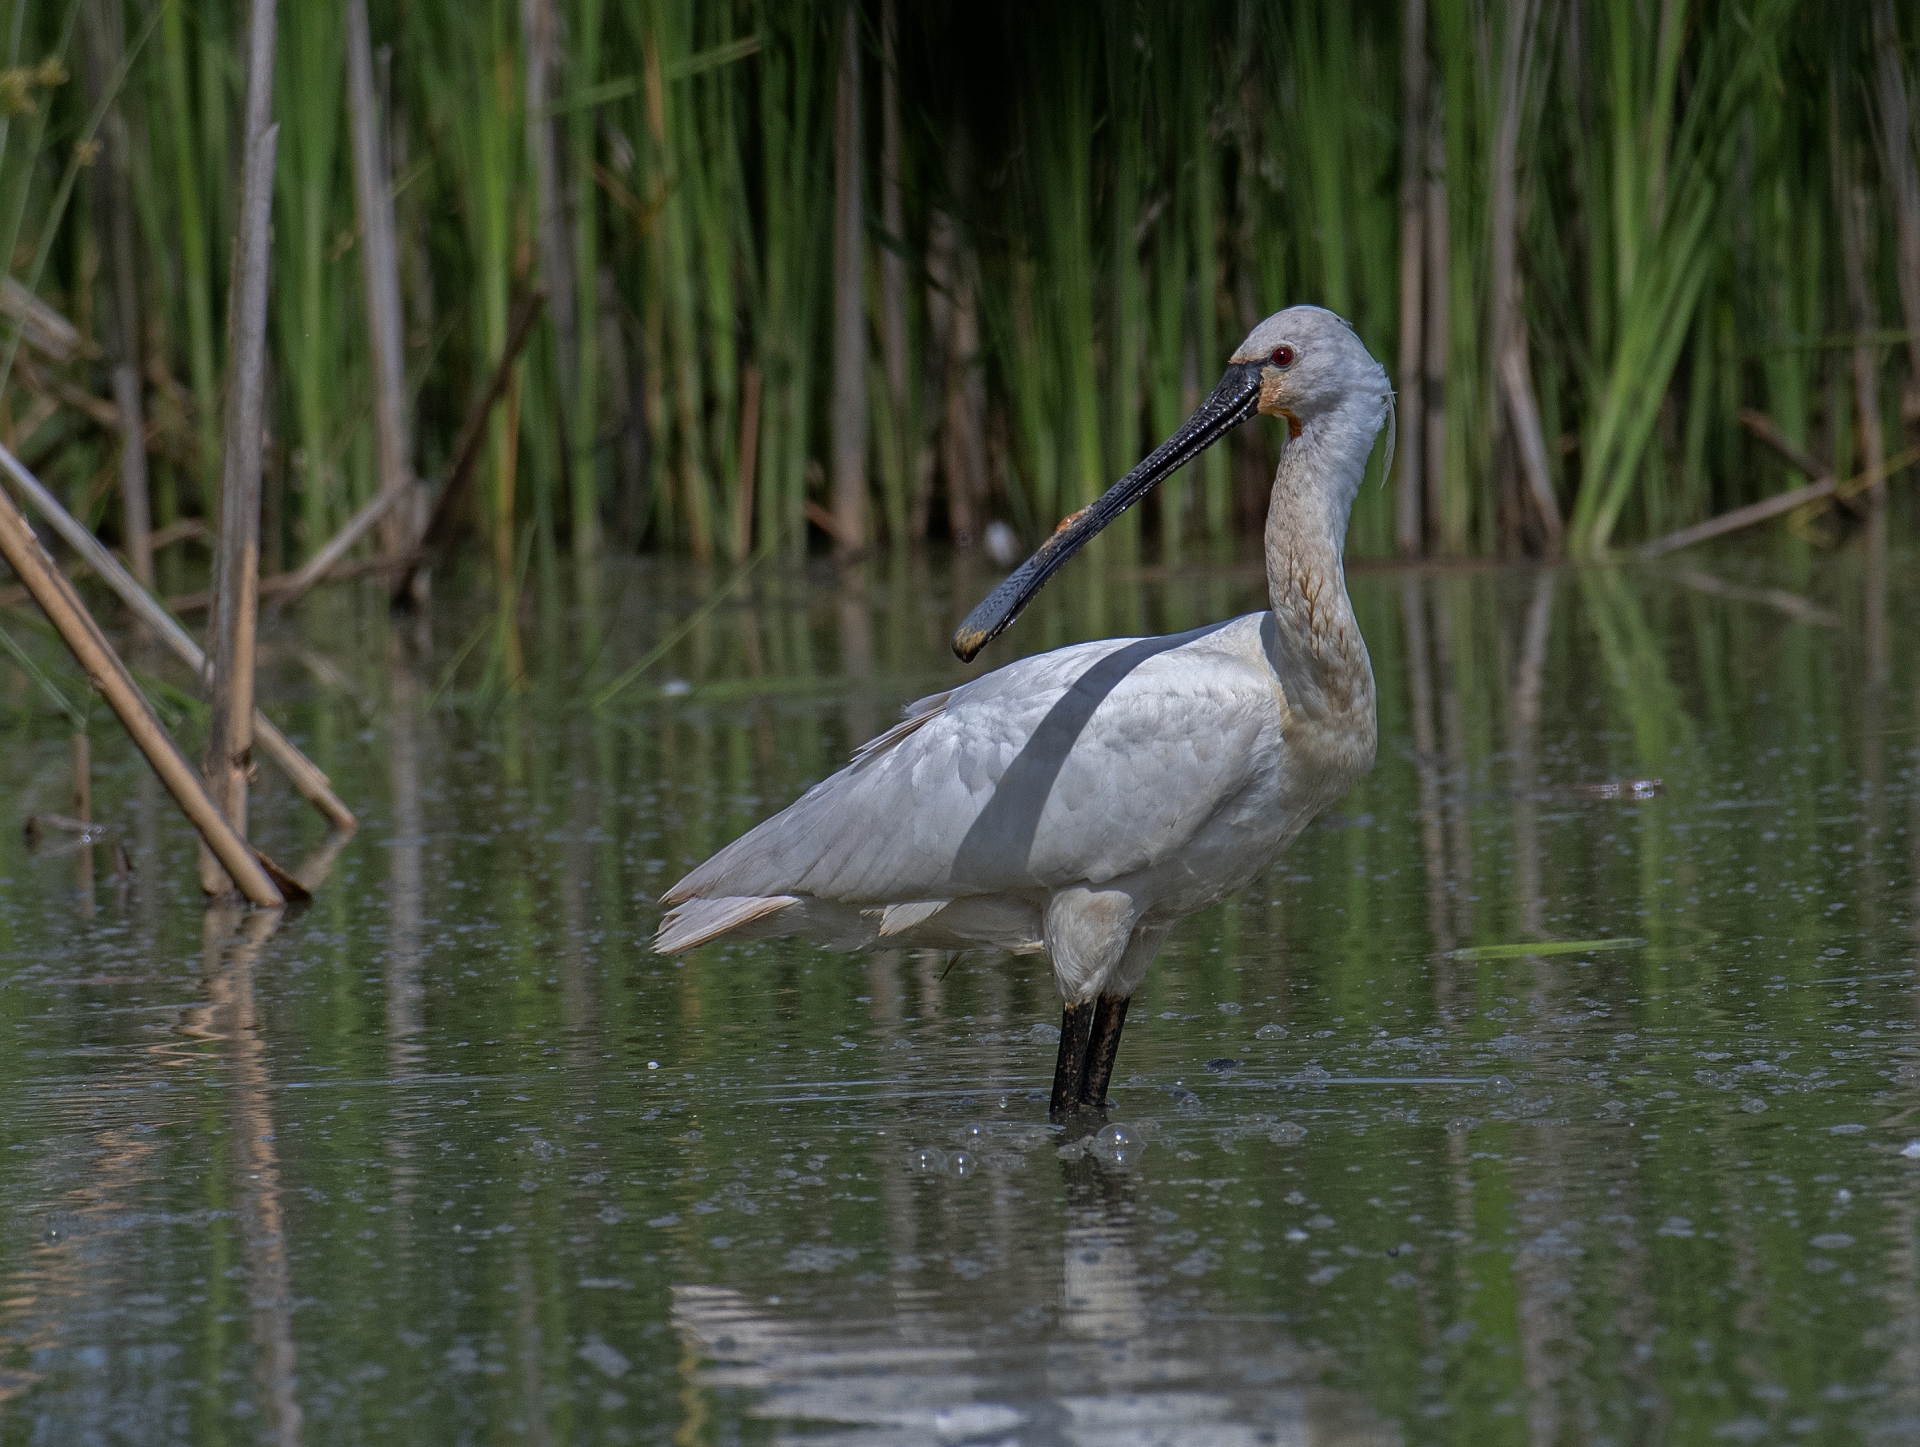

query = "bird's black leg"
[1050,1001,1096,1120]
[1078,994,1130,1111]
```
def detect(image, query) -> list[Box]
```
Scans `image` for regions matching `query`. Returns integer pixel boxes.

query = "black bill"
[952,361,1265,662]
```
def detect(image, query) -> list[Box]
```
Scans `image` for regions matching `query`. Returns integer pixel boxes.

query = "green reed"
[272,0,350,551]
[2,0,1916,579]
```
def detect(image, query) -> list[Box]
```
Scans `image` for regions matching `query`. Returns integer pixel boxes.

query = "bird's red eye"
[1269,345,1295,367]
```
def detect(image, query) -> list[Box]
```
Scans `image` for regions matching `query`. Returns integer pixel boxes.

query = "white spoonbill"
[656,306,1393,1120]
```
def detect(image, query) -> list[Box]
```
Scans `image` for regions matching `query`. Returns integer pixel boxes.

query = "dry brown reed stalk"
[82,0,153,590]
[346,0,416,571]
[1421,117,1449,550]
[879,0,910,495]
[173,552,420,613]
[272,486,406,610]
[1393,0,1427,556]
[1637,478,1837,557]
[1740,409,1836,484]
[731,364,761,565]
[201,0,278,900]
[0,440,358,834]
[830,0,867,557]
[1488,0,1559,552]
[1838,164,1888,545]
[522,0,581,556]
[1873,0,1920,430]
[0,483,283,906]
[1637,412,1920,556]
[403,288,548,596]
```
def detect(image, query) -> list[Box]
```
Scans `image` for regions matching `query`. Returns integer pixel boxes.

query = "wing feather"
[663,615,1282,907]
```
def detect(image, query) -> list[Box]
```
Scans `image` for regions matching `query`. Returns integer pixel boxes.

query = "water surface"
[0,546,1915,1444]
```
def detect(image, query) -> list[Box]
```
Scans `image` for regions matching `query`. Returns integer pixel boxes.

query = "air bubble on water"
[1900,1140,1920,1160]
[948,1151,977,1179]
[1283,1227,1309,1243]
[910,1147,948,1173]
[1741,1098,1767,1113]
[959,1122,987,1145]
[661,679,692,697]
[1090,1122,1147,1167]
[1029,1023,1061,1043]
[1255,1023,1288,1040]
[1218,1002,1242,1015]
[1486,1075,1515,1095]
[647,1061,660,1071]
[1269,1121,1308,1144]
[1300,1065,1330,1084]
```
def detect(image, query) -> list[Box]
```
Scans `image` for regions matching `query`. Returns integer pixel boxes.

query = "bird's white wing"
[663,615,1282,906]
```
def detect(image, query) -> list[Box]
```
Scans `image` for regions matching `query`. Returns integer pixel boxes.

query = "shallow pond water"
[1,545,1917,1444]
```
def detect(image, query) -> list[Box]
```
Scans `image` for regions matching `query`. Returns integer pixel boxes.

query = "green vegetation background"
[2,0,1917,577]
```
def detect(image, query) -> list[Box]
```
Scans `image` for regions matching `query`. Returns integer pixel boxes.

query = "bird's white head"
[1231,306,1393,468]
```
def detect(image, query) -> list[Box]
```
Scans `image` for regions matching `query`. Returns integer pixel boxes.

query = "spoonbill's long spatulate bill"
[951,361,1265,663]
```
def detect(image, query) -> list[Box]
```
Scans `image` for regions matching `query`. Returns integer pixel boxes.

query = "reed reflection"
[1509,570,1554,940]
[196,907,303,1446]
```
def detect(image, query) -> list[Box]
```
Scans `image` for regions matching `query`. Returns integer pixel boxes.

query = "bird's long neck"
[1262,399,1377,722]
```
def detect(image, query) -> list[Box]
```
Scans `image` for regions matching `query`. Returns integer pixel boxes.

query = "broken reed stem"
[1637,443,1919,556]
[173,551,418,612]
[0,486,282,906]
[0,442,357,831]
[346,0,415,567]
[401,288,547,599]
[203,0,279,897]
[272,486,403,610]
[1637,478,1835,556]
[1739,407,1834,483]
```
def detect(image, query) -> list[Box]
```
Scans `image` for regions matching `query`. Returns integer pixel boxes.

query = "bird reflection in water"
[670,1153,1399,1446]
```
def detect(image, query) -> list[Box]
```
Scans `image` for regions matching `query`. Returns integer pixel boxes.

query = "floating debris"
[1445,937,1648,960]
[1558,779,1665,801]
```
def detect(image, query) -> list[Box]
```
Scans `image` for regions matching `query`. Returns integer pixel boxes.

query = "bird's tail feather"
[654,895,800,955]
